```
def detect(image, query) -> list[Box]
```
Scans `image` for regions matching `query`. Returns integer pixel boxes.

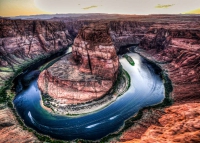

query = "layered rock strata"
[0,18,84,97]
[139,23,200,103]
[38,24,119,105]
[121,103,200,143]
[109,21,153,51]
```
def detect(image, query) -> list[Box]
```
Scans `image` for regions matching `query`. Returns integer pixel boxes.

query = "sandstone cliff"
[109,21,153,51]
[0,18,92,100]
[121,103,200,143]
[38,24,119,105]
[139,22,200,103]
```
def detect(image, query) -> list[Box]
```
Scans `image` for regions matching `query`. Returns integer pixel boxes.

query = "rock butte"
[38,24,119,105]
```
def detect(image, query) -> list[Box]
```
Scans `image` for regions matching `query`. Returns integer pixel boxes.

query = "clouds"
[155,4,174,9]
[83,6,98,10]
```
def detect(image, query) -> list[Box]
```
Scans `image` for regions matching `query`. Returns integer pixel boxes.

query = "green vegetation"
[123,54,135,66]
[0,55,49,103]
[111,65,130,95]
[0,47,74,142]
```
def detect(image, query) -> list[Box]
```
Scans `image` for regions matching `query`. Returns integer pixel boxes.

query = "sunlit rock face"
[38,24,119,105]
[121,103,200,143]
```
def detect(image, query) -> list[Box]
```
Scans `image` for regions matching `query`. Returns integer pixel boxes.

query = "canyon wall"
[119,18,200,143]
[0,18,91,98]
[109,21,153,51]
[139,23,200,103]
[120,103,200,143]
[0,104,40,142]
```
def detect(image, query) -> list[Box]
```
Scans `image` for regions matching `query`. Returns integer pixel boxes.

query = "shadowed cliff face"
[109,21,153,51]
[38,24,119,105]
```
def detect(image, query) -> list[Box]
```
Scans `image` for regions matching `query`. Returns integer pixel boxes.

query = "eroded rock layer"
[121,103,200,143]
[0,104,39,143]
[0,18,93,100]
[38,24,119,105]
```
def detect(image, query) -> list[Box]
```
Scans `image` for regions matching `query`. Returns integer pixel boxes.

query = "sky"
[0,0,200,17]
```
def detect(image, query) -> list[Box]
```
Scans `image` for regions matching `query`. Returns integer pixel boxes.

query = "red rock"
[0,104,39,142]
[119,20,200,143]
[121,103,200,143]
[38,24,119,105]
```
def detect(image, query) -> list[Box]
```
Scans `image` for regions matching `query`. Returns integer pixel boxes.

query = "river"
[13,53,165,141]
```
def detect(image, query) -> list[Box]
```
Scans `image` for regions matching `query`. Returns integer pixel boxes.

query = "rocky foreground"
[0,104,39,142]
[120,103,200,143]
[0,14,200,142]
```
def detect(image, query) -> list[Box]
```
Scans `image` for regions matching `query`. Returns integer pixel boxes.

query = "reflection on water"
[13,53,164,140]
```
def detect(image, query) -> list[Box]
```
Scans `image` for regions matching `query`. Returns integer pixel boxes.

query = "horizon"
[2,13,200,19]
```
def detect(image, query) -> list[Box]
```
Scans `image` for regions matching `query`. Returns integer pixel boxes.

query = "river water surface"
[13,53,165,140]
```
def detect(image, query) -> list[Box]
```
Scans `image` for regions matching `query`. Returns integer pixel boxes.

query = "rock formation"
[120,103,200,143]
[38,24,119,105]
[139,22,200,103]
[0,18,92,97]
[0,104,39,142]
[119,19,200,143]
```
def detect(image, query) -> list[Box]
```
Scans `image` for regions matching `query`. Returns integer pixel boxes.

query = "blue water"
[13,53,165,141]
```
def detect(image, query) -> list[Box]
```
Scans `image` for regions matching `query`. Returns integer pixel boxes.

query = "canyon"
[0,14,200,142]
